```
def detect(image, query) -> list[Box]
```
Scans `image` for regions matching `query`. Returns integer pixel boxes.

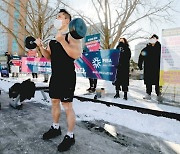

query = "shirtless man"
[36,9,82,152]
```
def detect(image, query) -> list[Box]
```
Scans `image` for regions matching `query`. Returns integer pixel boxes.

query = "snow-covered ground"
[0,74,180,152]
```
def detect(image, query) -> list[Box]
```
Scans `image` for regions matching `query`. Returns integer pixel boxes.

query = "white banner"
[160,28,180,103]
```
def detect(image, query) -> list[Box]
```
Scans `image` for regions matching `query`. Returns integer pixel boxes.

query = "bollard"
[101,88,105,98]
[96,88,102,98]
[94,88,105,100]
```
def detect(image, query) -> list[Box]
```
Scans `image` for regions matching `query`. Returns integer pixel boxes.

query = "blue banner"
[75,49,120,81]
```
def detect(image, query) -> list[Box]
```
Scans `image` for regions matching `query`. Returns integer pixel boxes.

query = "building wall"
[0,1,9,55]
[7,0,27,56]
[0,0,55,56]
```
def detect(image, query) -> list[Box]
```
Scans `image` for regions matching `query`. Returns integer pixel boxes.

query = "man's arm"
[35,38,51,60]
[56,32,82,60]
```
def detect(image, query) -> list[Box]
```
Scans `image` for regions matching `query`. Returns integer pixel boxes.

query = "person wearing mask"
[35,9,82,152]
[138,34,162,101]
[113,38,131,100]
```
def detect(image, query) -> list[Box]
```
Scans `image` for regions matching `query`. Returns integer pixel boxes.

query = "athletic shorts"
[49,74,76,102]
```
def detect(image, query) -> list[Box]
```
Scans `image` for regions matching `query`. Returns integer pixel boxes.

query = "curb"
[74,96,180,121]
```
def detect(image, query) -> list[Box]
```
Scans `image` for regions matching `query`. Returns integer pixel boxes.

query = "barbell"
[25,18,87,49]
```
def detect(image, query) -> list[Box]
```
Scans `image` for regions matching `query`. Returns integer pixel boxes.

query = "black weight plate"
[69,18,87,39]
[25,36,37,49]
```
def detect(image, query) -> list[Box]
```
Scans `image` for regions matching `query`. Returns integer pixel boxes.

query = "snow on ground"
[75,77,180,114]
[0,74,180,146]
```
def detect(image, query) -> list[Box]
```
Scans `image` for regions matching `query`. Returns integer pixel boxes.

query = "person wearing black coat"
[5,52,11,73]
[138,34,161,100]
[114,38,131,100]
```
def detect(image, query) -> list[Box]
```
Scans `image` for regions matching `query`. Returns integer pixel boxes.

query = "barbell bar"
[25,18,87,49]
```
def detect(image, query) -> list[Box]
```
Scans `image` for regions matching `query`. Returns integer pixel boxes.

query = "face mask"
[119,42,124,45]
[149,38,157,44]
[53,19,62,30]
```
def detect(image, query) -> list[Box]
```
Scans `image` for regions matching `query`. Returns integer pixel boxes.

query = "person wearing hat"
[138,34,162,101]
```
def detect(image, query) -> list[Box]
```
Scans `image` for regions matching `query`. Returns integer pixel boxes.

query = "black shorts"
[49,74,76,102]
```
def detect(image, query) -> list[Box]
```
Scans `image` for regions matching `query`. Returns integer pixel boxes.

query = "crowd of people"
[86,34,162,102]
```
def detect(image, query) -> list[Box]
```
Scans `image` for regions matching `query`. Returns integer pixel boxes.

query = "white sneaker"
[143,94,151,100]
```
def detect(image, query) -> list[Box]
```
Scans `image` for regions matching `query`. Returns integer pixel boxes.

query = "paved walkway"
[0,90,178,154]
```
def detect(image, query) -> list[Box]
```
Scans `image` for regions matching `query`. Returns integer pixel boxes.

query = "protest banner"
[160,27,180,103]
[21,57,51,74]
[75,49,120,81]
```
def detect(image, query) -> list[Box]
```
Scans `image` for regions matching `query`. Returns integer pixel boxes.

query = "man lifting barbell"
[35,9,86,152]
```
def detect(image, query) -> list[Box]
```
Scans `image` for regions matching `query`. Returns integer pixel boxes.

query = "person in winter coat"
[138,34,161,101]
[113,38,131,100]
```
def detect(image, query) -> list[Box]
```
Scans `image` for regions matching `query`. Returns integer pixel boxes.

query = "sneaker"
[58,135,75,152]
[42,126,61,140]
[143,94,151,100]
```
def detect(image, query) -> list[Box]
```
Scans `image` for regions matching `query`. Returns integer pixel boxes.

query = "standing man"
[138,34,161,101]
[36,9,82,152]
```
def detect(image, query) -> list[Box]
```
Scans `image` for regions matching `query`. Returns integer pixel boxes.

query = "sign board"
[159,27,180,103]
[11,55,21,66]
[0,56,7,71]
[85,33,100,52]
[75,49,120,81]
[21,57,51,74]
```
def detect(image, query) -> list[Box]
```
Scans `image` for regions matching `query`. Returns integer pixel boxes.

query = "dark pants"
[115,85,128,92]
[32,73,38,78]
[146,84,160,96]
[89,78,97,89]
[7,64,11,73]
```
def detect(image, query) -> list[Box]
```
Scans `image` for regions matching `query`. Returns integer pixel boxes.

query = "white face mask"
[149,38,157,44]
[53,19,62,30]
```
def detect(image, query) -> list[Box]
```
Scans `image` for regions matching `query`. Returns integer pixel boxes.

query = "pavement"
[0,90,179,154]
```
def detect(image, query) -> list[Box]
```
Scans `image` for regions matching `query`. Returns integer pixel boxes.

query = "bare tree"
[62,0,179,49]
[0,0,64,55]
